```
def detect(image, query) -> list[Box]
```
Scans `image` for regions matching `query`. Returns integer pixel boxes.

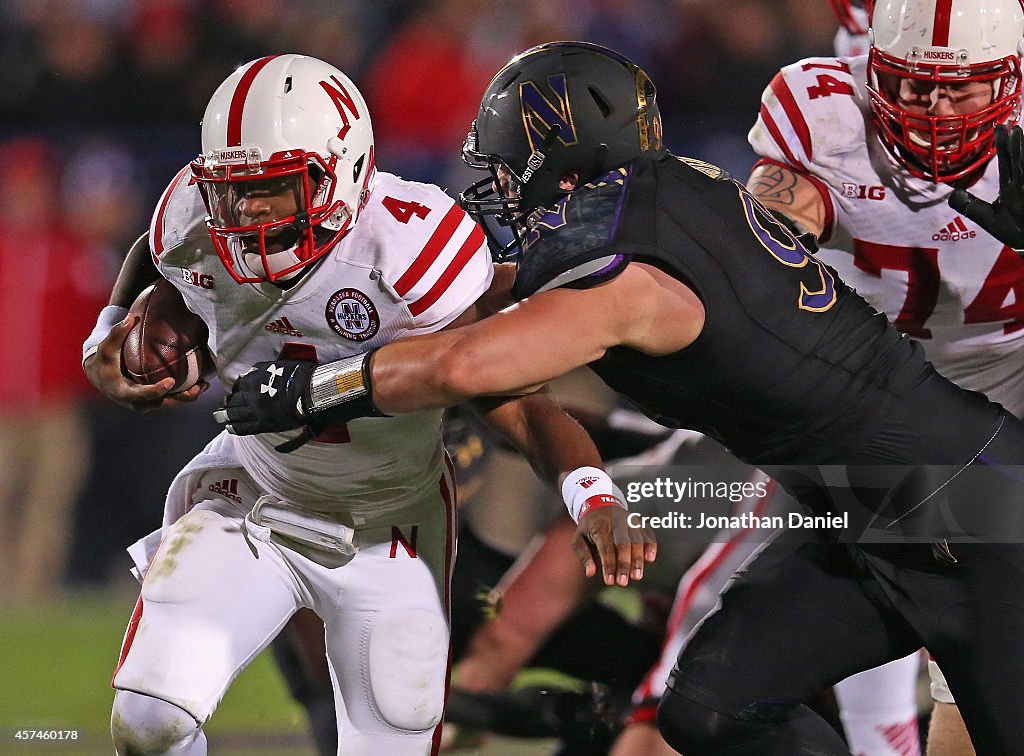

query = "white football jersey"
[749,56,1024,416]
[149,167,493,513]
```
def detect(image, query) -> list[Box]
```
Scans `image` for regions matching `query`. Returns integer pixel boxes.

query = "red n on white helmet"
[192,54,376,283]
[868,0,1024,183]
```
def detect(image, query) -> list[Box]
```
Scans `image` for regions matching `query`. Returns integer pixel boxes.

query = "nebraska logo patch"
[326,288,380,341]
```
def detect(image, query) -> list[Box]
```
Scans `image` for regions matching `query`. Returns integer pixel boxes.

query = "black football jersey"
[513,152,1004,466]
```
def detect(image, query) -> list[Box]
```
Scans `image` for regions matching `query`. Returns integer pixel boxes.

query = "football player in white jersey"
[745,1,1024,754]
[83,54,649,756]
[217,38,1024,754]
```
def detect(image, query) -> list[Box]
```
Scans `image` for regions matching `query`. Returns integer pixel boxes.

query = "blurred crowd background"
[0,0,840,600]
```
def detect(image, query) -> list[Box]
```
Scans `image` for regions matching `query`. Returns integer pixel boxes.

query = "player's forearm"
[519,408,604,490]
[370,328,564,414]
[219,290,615,438]
[474,393,603,489]
[83,233,161,371]
[367,331,485,413]
[746,163,827,239]
[371,295,616,415]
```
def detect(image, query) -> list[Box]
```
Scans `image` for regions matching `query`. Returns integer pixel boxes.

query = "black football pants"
[659,538,1024,755]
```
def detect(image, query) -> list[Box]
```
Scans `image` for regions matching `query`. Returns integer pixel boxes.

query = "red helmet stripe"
[931,0,954,46]
[227,55,280,146]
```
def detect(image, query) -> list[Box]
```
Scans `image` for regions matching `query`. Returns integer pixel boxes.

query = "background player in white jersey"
[828,0,872,57]
[746,1,1024,753]
[82,54,647,756]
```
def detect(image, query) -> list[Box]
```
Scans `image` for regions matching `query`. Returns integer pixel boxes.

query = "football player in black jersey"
[220,42,1024,755]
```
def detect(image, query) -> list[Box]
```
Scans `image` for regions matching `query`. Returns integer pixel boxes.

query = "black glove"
[949,123,1024,253]
[215,355,385,452]
[216,360,315,436]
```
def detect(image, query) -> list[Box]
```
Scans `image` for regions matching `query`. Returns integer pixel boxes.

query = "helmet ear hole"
[589,87,612,118]
[352,153,365,184]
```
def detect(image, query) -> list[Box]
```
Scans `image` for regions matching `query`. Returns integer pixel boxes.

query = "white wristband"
[560,466,627,523]
[82,305,129,368]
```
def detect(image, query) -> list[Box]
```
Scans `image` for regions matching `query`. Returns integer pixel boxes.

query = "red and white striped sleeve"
[148,164,207,265]
[749,56,863,170]
[388,186,493,332]
[747,57,862,243]
[748,67,817,171]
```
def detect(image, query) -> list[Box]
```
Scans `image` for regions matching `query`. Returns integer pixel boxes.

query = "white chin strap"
[907,129,934,149]
[906,124,980,152]
[243,246,305,282]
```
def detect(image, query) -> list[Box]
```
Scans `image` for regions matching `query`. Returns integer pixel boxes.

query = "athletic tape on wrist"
[82,305,130,367]
[306,353,371,412]
[560,466,626,523]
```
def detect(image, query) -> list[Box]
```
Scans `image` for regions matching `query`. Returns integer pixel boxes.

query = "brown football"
[122,279,214,393]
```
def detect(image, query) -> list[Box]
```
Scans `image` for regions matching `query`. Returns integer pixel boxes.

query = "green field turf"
[0,588,554,755]
[0,587,309,754]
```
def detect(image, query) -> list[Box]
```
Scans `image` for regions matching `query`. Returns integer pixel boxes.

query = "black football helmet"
[460,41,662,260]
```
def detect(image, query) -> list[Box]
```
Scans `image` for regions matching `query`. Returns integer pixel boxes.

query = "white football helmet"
[828,0,871,36]
[191,54,376,283]
[868,0,1024,183]
[828,0,871,57]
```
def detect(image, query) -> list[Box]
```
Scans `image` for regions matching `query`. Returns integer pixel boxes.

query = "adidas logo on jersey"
[265,317,304,337]
[208,478,243,504]
[933,216,976,242]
